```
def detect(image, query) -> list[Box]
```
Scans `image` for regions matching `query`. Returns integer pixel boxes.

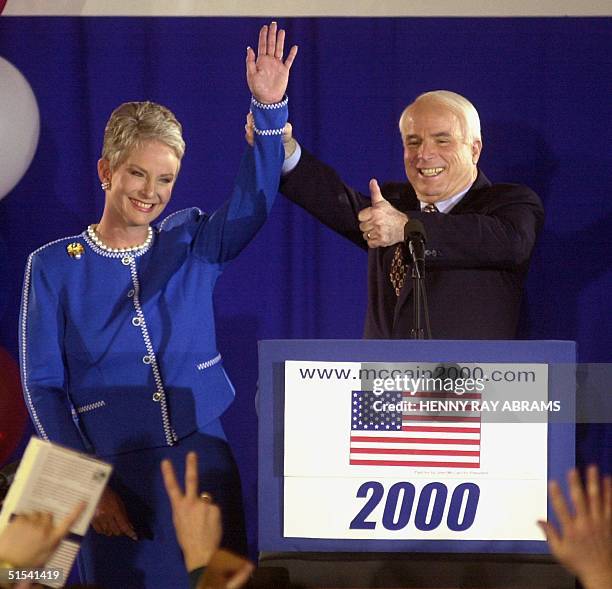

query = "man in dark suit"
[248,91,544,339]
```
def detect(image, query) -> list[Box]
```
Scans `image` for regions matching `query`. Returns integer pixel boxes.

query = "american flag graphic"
[350,390,481,468]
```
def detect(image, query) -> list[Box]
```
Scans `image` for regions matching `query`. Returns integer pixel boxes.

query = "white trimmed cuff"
[251,95,289,110]
[250,95,288,137]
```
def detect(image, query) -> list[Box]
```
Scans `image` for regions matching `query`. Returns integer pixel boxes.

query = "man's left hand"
[358,179,409,248]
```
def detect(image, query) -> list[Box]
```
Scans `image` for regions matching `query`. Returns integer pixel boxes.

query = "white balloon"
[0,57,40,200]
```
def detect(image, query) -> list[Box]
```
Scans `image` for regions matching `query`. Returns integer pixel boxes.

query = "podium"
[257,340,576,588]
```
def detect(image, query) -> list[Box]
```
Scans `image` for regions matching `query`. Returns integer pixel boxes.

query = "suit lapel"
[445,170,491,215]
[390,169,492,334]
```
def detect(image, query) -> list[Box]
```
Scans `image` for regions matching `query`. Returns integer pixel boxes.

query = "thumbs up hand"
[358,178,409,248]
[369,178,386,206]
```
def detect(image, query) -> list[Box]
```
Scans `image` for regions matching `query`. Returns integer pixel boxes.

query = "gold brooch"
[67,242,84,259]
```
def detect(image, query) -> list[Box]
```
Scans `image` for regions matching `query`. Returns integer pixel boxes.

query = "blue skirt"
[77,428,246,589]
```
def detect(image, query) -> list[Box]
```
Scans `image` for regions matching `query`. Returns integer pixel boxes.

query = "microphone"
[404,219,427,277]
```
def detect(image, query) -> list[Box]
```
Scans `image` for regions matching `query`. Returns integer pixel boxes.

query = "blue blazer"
[19,98,288,457]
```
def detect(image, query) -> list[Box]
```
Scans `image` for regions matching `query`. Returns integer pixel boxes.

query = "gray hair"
[101,101,185,170]
[399,90,482,144]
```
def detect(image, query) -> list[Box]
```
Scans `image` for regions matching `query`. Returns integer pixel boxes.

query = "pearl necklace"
[87,224,153,253]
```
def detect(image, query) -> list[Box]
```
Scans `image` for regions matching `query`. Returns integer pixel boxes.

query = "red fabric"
[0,347,27,465]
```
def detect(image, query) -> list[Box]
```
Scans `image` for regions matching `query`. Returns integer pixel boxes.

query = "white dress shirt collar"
[419,183,473,214]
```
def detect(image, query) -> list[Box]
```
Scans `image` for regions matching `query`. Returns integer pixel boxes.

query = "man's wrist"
[281,141,301,175]
[283,137,297,160]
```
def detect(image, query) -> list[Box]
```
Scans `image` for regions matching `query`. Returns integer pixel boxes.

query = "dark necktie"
[389,203,438,296]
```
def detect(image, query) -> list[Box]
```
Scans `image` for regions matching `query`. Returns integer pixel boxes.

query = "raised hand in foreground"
[161,451,222,572]
[539,465,612,589]
[0,502,85,568]
[162,452,253,589]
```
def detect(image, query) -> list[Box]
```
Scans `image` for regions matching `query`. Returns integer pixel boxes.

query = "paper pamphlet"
[0,437,112,587]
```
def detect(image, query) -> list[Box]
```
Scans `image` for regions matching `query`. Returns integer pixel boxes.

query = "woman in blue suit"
[19,22,296,589]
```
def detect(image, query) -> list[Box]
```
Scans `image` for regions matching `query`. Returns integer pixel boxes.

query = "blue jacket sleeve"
[19,251,89,452]
[192,96,288,265]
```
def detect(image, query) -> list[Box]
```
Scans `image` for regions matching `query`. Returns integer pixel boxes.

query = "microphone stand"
[410,258,425,339]
[404,219,429,339]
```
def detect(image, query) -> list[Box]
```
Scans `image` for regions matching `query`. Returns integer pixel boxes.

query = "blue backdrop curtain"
[0,16,610,554]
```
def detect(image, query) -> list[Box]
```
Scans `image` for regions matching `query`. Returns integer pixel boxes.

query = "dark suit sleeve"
[281,147,544,270]
[280,147,370,250]
[413,184,544,270]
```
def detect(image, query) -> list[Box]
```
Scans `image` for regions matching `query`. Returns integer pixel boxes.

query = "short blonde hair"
[399,90,482,144]
[101,101,185,170]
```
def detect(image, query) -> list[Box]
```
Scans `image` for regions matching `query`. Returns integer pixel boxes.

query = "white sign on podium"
[283,361,549,542]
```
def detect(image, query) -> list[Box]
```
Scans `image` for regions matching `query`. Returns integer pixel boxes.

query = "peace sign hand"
[161,452,222,572]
